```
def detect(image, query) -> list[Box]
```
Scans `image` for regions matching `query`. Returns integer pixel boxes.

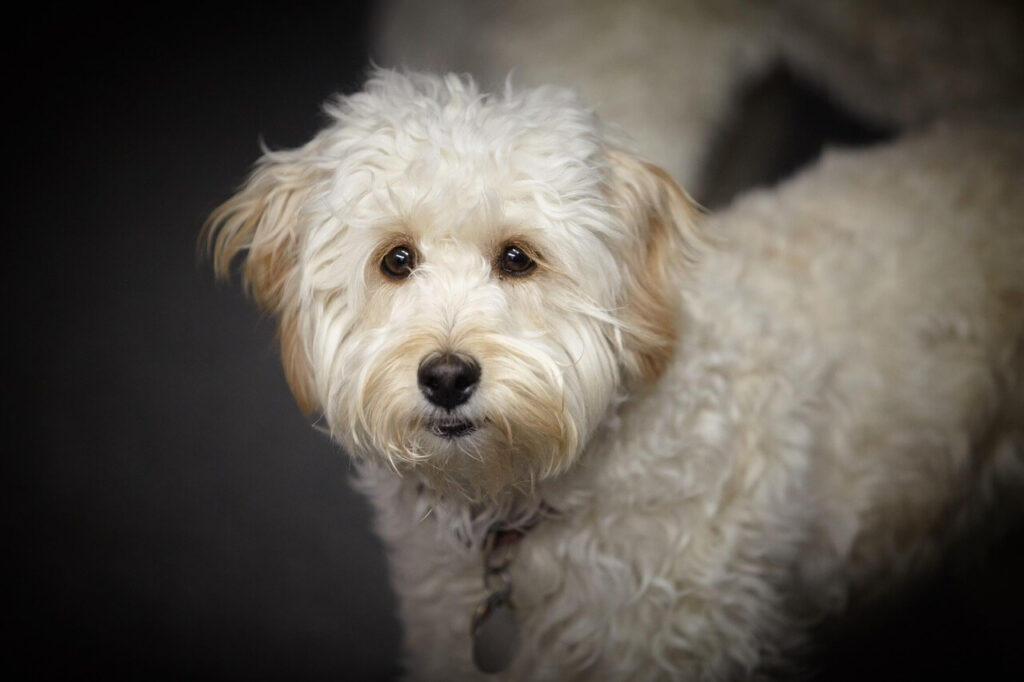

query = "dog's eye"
[499,244,536,277]
[381,245,416,279]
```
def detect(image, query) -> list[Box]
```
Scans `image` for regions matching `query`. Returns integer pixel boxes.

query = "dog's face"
[205,71,701,500]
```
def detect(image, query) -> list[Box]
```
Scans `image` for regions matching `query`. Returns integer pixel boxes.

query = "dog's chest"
[373,485,791,681]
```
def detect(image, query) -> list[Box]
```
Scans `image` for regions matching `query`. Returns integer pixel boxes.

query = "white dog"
[205,70,1024,680]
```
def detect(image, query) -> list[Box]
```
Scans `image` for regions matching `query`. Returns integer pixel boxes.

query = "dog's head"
[204,70,703,500]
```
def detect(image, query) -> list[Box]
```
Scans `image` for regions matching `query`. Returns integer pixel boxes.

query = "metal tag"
[471,595,521,674]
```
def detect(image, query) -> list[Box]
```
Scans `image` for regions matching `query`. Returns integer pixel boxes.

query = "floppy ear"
[201,151,325,415]
[605,149,706,386]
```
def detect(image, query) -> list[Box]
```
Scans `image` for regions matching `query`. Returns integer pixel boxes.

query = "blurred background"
[8,2,1022,679]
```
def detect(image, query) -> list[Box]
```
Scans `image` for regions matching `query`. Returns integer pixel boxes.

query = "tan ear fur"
[606,149,706,386]
[201,156,324,414]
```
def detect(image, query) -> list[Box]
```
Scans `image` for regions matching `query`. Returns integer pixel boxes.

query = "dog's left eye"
[381,245,417,279]
[498,244,536,277]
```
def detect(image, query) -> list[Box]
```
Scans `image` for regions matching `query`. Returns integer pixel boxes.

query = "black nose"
[417,353,481,410]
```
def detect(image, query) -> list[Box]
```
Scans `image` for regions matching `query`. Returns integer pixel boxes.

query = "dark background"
[10,5,398,680]
[8,4,1022,680]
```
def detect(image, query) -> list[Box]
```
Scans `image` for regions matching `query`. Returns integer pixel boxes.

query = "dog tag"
[471,595,521,674]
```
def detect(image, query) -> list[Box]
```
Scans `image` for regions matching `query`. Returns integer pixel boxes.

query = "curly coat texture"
[205,70,1024,680]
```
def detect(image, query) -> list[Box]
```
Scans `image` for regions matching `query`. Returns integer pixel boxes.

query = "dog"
[204,70,1024,680]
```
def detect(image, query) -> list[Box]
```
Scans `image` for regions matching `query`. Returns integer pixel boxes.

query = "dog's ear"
[202,152,325,415]
[605,149,706,387]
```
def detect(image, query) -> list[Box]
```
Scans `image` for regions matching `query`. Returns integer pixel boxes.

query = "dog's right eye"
[381,245,417,279]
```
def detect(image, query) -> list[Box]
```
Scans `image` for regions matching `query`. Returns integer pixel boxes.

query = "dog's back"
[700,115,1024,600]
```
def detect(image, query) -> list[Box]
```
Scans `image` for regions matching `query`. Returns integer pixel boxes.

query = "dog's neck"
[412,481,557,549]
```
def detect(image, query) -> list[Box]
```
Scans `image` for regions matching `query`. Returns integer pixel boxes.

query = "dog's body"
[206,71,1024,680]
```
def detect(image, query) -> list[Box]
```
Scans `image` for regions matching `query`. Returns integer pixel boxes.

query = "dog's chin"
[342,395,582,501]
[380,417,545,502]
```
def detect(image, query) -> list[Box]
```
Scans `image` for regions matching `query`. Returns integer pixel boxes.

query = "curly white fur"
[205,70,1024,680]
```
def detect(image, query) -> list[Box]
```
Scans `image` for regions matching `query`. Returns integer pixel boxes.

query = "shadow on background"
[7,4,1021,680]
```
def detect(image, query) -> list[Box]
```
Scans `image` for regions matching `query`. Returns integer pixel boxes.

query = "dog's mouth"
[429,418,477,439]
